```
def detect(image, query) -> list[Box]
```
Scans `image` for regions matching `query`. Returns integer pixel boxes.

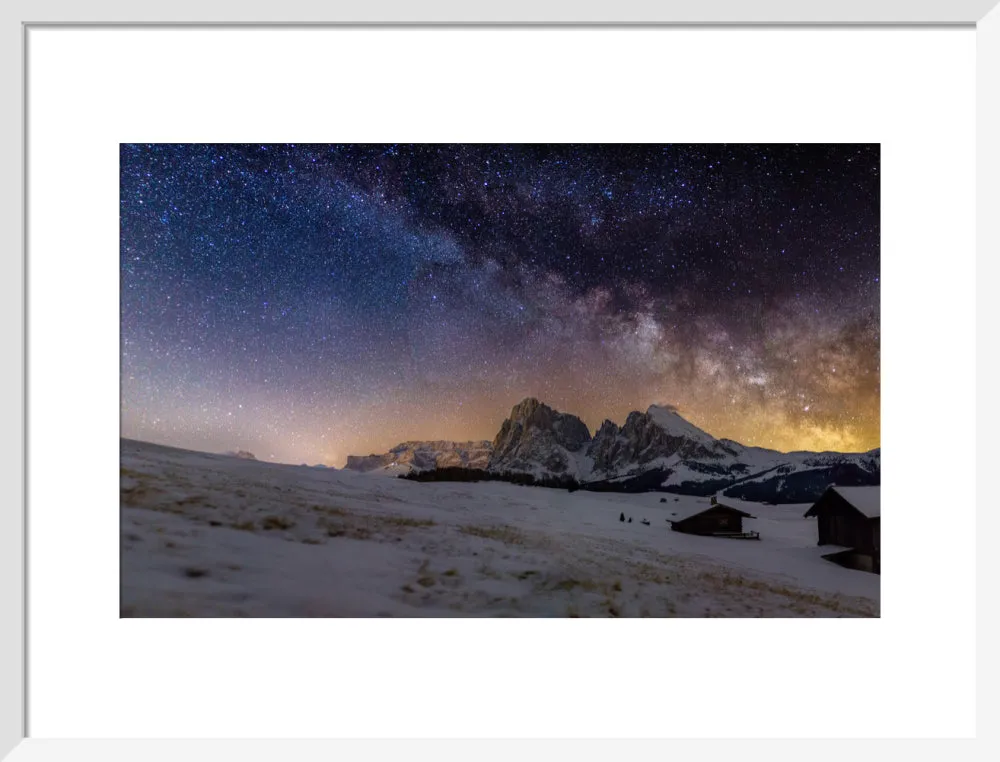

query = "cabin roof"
[667,502,756,523]
[806,485,880,518]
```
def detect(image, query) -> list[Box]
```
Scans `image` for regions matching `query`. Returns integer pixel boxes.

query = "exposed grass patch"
[633,564,671,585]
[322,522,375,540]
[550,577,601,593]
[553,579,581,592]
[316,511,428,541]
[417,576,436,588]
[311,504,350,517]
[120,483,160,507]
[261,515,296,531]
[443,568,459,577]
[380,515,436,528]
[459,524,526,546]
[695,569,874,616]
[231,520,256,531]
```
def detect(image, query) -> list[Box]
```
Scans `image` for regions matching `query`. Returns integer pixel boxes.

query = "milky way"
[120,144,880,465]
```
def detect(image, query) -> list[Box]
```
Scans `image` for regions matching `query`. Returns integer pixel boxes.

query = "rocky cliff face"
[588,407,742,475]
[587,419,623,473]
[487,398,592,477]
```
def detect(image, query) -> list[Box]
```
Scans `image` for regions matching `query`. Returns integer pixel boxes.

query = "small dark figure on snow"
[641,519,650,526]
[619,512,625,522]
[660,498,667,503]
[628,517,632,523]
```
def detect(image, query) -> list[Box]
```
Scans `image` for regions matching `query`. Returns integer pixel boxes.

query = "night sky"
[120,144,880,466]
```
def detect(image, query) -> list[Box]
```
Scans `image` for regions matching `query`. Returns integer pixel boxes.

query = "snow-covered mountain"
[344,440,493,474]
[588,404,742,475]
[485,398,879,502]
[718,447,881,503]
[342,398,880,502]
[488,398,594,479]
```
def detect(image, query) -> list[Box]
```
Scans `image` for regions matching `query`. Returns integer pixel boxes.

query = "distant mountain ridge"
[345,440,493,474]
[224,449,257,460]
[343,398,880,503]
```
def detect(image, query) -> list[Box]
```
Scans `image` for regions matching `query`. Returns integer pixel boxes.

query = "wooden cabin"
[804,486,880,574]
[667,501,758,538]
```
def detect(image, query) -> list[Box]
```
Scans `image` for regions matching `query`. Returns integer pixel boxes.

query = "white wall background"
[26,27,975,738]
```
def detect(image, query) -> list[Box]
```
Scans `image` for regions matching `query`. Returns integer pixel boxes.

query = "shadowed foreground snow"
[121,438,879,617]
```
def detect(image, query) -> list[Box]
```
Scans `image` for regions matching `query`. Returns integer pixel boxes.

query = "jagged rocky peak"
[587,404,737,475]
[488,398,592,477]
[594,419,620,439]
[643,404,716,444]
[587,419,625,473]
[493,398,592,452]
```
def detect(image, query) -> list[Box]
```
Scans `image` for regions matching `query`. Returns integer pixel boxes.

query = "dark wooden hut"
[804,486,880,574]
[667,500,758,538]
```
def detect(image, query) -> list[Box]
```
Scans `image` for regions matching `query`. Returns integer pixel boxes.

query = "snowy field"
[121,439,880,617]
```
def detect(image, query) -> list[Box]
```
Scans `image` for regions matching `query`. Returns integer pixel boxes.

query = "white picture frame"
[3,1,996,759]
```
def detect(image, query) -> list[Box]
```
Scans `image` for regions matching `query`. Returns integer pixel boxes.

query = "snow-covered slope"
[646,404,717,445]
[121,438,879,617]
[720,449,880,503]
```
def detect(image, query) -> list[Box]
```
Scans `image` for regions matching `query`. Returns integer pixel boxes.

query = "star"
[120,143,880,463]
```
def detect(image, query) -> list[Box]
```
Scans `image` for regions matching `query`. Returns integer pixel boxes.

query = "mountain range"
[345,440,493,474]
[343,398,880,503]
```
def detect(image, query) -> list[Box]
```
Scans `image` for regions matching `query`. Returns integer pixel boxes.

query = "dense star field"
[120,144,880,466]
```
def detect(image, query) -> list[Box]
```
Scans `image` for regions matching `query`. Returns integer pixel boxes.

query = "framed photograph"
[118,139,884,620]
[4,1,994,759]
